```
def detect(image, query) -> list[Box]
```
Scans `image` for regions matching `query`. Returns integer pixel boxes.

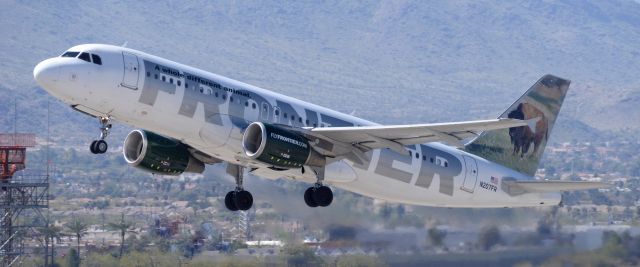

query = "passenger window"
[245,101,249,107]
[162,76,166,82]
[78,52,91,62]
[313,123,317,127]
[91,54,102,65]
[416,153,420,159]
[146,72,150,77]
[177,80,181,86]
[252,103,256,109]
[275,110,280,116]
[284,113,287,118]
[185,83,189,89]
[230,96,234,102]
[445,162,448,167]
[169,78,173,84]
[222,94,226,100]
[305,119,309,125]
[61,51,79,58]
[154,74,158,79]
[299,117,302,123]
[422,155,426,161]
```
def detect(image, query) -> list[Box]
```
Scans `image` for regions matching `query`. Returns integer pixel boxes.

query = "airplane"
[33,44,607,211]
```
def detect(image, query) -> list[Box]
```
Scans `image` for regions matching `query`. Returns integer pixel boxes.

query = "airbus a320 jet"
[33,44,606,211]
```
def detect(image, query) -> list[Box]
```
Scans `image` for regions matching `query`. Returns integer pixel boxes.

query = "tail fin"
[464,75,570,176]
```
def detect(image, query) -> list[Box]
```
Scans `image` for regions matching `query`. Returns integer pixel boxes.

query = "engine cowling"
[123,130,205,175]
[243,122,325,168]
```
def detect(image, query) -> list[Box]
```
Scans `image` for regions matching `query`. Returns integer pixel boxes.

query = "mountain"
[1,0,639,142]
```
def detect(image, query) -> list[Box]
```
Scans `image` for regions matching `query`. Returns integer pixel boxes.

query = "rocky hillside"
[1,1,638,142]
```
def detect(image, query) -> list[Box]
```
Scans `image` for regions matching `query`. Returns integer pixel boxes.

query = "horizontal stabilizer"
[502,180,609,196]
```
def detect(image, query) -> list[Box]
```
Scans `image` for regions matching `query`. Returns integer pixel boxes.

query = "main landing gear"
[224,164,253,211]
[304,167,333,207]
[90,116,111,154]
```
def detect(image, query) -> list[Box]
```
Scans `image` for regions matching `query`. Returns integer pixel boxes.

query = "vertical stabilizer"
[464,75,570,176]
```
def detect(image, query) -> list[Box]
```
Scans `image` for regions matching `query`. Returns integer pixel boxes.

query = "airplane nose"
[33,59,60,87]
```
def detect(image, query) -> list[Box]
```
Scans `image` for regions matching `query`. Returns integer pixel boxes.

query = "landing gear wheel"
[95,140,108,154]
[234,190,253,211]
[91,116,112,155]
[304,187,318,208]
[225,191,239,211]
[224,165,254,211]
[90,140,98,154]
[313,186,333,207]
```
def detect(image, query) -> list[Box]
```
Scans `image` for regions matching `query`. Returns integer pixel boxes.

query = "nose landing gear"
[224,164,253,211]
[304,167,333,208]
[90,116,111,154]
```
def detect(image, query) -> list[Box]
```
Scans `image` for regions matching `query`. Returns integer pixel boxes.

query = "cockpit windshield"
[60,51,102,65]
[78,52,91,62]
[61,51,79,58]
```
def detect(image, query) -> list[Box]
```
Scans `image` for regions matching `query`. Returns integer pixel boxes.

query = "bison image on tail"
[508,103,548,157]
[465,75,570,175]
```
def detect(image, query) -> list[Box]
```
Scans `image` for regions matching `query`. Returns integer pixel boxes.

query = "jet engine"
[123,130,205,175]
[242,122,325,168]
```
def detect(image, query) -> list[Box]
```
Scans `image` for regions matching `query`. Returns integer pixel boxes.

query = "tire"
[95,140,108,154]
[90,140,98,154]
[234,190,253,211]
[313,186,333,207]
[304,187,318,207]
[224,191,238,211]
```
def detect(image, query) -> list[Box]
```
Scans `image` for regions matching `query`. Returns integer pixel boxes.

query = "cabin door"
[121,52,139,89]
[461,155,478,193]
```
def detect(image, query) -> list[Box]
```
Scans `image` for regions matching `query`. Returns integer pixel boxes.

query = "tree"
[66,248,81,267]
[477,226,503,251]
[281,244,324,267]
[326,224,357,241]
[427,226,447,248]
[39,224,63,267]
[336,255,388,267]
[108,213,135,258]
[65,218,88,263]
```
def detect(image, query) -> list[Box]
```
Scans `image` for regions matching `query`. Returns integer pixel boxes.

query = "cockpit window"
[91,54,102,65]
[78,52,91,62]
[61,51,79,58]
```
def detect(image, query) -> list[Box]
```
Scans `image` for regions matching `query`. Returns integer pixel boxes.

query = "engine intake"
[243,122,325,168]
[123,130,205,175]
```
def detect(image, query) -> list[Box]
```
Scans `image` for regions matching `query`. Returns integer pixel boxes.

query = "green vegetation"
[281,245,324,267]
[107,213,135,258]
[427,226,447,248]
[65,218,88,264]
[477,226,503,251]
[538,231,640,266]
[336,255,388,267]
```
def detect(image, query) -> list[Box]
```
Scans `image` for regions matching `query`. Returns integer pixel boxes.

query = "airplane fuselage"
[34,44,560,208]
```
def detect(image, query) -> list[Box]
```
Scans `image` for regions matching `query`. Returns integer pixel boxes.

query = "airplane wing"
[306,118,526,155]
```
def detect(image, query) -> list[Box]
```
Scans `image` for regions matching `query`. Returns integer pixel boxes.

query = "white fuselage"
[34,44,560,208]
